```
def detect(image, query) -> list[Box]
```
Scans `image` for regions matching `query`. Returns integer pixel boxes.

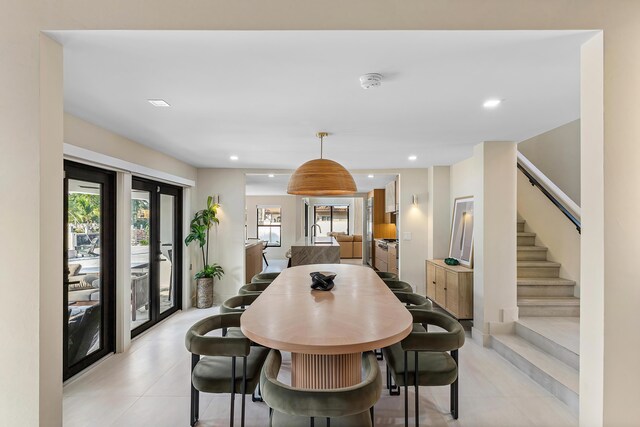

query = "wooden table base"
[291,352,361,389]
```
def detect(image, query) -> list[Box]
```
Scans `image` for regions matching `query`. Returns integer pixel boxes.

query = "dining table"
[241,264,413,389]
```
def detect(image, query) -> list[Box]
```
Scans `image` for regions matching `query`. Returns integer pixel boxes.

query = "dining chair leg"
[452,349,459,419]
[252,382,264,402]
[326,417,330,427]
[310,417,314,427]
[230,356,236,427]
[370,406,375,426]
[403,351,408,427]
[241,357,247,427]
[388,363,400,396]
[414,351,419,427]
[190,354,200,426]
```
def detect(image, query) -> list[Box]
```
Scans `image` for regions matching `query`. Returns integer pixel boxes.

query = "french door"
[313,205,350,236]
[131,177,182,337]
[63,161,116,380]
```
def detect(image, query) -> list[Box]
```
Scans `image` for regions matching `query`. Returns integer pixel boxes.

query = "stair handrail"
[517,152,581,234]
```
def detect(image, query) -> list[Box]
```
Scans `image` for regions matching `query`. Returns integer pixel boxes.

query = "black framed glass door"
[63,161,116,380]
[131,177,182,337]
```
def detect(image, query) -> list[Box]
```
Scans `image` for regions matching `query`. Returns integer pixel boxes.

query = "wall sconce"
[411,194,418,205]
[213,194,221,205]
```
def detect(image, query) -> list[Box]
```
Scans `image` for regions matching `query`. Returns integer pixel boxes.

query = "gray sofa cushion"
[68,288,100,302]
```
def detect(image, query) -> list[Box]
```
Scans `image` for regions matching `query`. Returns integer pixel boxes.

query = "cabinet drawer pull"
[432,281,436,284]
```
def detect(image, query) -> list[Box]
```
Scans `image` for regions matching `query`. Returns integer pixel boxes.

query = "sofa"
[328,232,363,259]
[67,263,101,302]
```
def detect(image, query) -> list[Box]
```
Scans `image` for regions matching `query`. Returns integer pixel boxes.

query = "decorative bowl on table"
[310,271,336,291]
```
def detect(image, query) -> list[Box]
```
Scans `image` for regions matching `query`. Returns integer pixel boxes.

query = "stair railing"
[517,152,581,234]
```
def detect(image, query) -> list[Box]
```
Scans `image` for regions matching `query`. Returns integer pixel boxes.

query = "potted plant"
[185,196,224,308]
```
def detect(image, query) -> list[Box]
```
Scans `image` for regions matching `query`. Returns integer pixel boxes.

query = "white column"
[38,34,63,427]
[472,141,518,346]
[427,166,451,260]
[579,33,604,426]
[115,172,132,352]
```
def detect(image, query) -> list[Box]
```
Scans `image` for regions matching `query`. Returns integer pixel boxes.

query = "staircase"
[491,217,580,415]
[516,219,580,316]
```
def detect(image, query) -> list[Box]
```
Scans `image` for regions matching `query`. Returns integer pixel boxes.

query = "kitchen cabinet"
[425,259,473,319]
[385,179,396,213]
[374,242,388,272]
[368,189,395,239]
[388,243,398,275]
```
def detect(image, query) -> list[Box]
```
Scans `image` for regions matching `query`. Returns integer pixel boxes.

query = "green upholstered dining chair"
[185,312,270,427]
[393,292,433,311]
[376,271,399,281]
[260,350,382,427]
[251,272,280,283]
[383,292,434,386]
[382,279,413,293]
[382,309,465,426]
[220,293,261,337]
[238,282,271,295]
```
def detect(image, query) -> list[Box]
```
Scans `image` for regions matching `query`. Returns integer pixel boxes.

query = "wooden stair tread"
[517,232,536,237]
[518,297,580,306]
[492,333,579,393]
[517,277,576,286]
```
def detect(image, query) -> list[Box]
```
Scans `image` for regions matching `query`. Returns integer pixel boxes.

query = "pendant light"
[287,132,357,196]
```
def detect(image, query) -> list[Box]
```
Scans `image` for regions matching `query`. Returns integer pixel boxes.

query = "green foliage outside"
[68,193,100,233]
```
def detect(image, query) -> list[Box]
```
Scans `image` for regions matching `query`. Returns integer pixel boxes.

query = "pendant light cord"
[320,134,324,159]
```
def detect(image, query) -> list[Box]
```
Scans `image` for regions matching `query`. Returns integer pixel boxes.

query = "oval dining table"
[241,264,413,389]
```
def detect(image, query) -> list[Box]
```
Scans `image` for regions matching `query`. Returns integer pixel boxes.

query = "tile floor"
[63,306,577,427]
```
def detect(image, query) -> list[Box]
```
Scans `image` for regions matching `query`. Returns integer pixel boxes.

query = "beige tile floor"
[63,306,578,427]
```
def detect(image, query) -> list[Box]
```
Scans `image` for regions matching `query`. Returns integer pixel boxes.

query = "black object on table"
[310,271,336,291]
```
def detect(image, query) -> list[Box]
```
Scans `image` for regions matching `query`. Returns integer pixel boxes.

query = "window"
[313,205,349,236]
[257,206,281,247]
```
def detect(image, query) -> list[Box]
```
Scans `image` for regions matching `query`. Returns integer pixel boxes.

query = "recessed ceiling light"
[483,99,502,108]
[408,155,417,161]
[229,155,239,161]
[367,174,374,178]
[148,99,170,107]
[268,174,275,178]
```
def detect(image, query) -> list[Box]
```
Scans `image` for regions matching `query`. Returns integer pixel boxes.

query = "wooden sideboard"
[425,259,473,320]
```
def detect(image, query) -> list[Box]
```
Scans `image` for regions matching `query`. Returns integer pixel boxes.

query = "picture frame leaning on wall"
[449,196,474,267]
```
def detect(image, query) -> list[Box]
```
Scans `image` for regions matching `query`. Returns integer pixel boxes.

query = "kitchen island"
[290,236,341,266]
[245,240,264,282]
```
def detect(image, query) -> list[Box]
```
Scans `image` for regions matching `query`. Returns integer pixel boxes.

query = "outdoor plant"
[185,196,225,280]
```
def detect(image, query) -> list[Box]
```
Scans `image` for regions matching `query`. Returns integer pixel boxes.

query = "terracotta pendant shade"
[287,158,357,196]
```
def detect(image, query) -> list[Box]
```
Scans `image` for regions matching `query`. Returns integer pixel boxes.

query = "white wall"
[246,195,298,259]
[450,157,475,214]
[397,169,429,294]
[517,171,581,295]
[427,166,451,260]
[64,114,197,182]
[518,119,581,204]
[196,169,246,303]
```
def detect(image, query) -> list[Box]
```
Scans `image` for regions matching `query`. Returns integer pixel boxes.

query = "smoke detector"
[359,73,383,89]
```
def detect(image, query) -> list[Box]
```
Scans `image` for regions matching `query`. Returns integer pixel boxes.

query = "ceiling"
[50,30,594,169]
[246,173,397,196]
